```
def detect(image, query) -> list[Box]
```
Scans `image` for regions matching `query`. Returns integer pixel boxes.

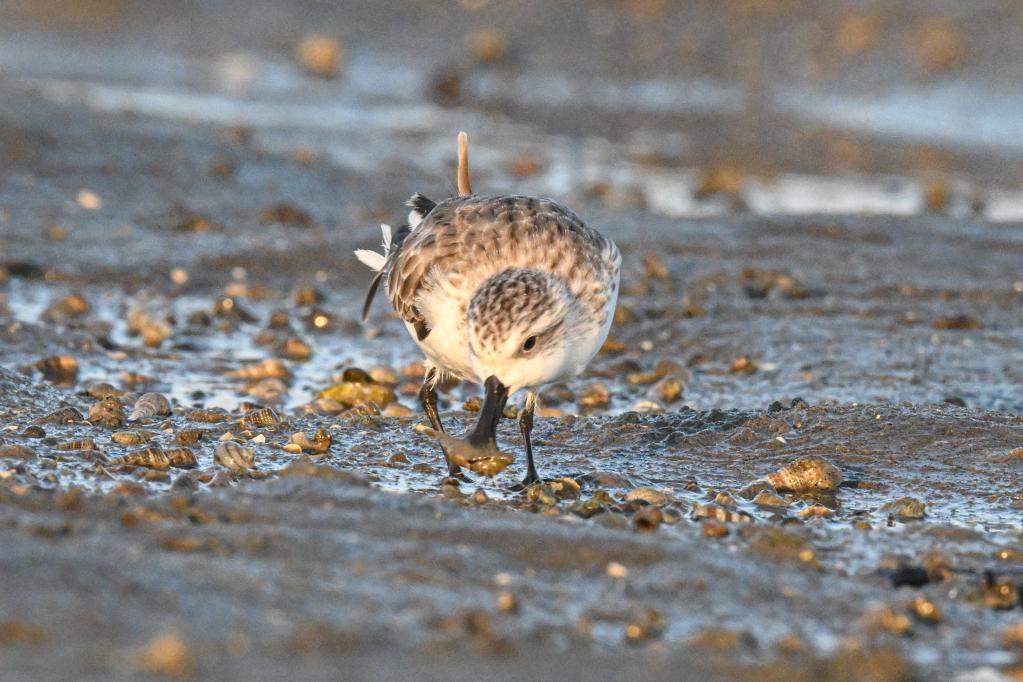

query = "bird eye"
[522,335,538,352]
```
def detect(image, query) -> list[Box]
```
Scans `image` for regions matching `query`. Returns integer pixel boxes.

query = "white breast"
[412,276,476,380]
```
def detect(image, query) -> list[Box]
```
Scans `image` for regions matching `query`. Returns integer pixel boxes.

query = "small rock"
[882,497,926,520]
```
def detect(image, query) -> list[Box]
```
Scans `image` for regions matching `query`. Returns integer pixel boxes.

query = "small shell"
[130,392,172,421]
[36,406,86,425]
[288,428,331,455]
[0,444,36,459]
[764,457,843,493]
[172,429,205,445]
[245,378,288,403]
[227,358,291,381]
[316,382,396,408]
[632,506,664,533]
[115,446,170,470]
[85,382,123,400]
[34,355,79,383]
[238,407,281,429]
[624,487,673,506]
[164,447,198,469]
[189,408,229,423]
[111,430,154,445]
[281,338,312,361]
[57,438,96,451]
[88,397,125,428]
[691,503,753,524]
[214,442,255,471]
[882,497,926,520]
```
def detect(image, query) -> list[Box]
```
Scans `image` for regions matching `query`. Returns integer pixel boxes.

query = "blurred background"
[2,0,1022,225]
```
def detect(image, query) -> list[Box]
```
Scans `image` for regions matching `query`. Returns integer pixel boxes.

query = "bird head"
[466,268,580,396]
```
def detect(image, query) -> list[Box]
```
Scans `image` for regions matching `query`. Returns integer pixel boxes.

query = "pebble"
[764,456,843,493]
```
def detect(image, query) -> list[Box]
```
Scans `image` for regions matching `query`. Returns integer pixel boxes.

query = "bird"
[355,133,620,487]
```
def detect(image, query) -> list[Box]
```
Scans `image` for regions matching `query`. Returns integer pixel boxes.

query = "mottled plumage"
[357,192,620,484]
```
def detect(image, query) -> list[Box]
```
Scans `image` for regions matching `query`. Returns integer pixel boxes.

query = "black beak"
[467,375,508,450]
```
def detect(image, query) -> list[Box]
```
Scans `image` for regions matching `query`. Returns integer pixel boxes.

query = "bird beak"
[466,375,508,450]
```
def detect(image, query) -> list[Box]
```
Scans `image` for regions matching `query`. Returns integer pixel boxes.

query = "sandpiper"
[356,133,620,486]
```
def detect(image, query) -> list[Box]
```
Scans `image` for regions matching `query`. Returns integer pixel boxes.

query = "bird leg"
[518,391,539,487]
[419,367,462,478]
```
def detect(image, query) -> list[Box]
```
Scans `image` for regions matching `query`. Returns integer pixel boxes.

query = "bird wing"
[386,195,619,341]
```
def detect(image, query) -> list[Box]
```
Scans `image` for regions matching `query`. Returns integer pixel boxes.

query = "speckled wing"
[385,194,620,341]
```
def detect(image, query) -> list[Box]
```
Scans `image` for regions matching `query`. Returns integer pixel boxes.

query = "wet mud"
[2,0,1023,679]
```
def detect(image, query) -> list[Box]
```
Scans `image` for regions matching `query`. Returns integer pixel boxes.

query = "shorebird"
[356,133,620,486]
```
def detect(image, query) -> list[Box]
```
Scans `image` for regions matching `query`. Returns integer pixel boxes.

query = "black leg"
[519,391,538,487]
[420,367,461,477]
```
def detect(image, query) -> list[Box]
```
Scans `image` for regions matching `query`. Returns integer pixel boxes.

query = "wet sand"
[2,1,1023,679]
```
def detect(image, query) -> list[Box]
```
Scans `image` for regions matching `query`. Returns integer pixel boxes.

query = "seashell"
[245,378,288,403]
[691,503,753,524]
[0,444,36,459]
[569,498,606,519]
[115,446,170,470]
[340,367,373,384]
[881,497,926,520]
[288,428,331,455]
[172,429,205,445]
[111,430,154,445]
[19,425,46,438]
[189,408,228,423]
[764,457,843,493]
[57,438,95,451]
[578,383,611,408]
[267,309,291,329]
[653,375,684,403]
[525,483,557,506]
[164,447,198,469]
[629,399,664,413]
[126,308,172,347]
[294,284,325,305]
[381,403,413,418]
[214,442,255,472]
[632,506,664,533]
[129,392,172,421]
[798,504,832,519]
[311,398,345,415]
[369,366,399,386]
[85,381,122,400]
[34,355,79,383]
[624,487,673,506]
[281,338,311,361]
[753,490,789,508]
[227,358,291,381]
[238,407,281,429]
[88,397,125,428]
[36,405,85,425]
[41,292,91,321]
[316,382,396,408]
